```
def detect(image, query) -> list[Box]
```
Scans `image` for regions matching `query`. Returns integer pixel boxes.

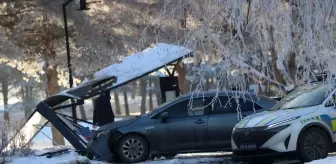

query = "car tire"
[297,128,330,162]
[117,134,150,163]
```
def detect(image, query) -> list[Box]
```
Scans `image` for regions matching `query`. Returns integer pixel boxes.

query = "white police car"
[231,82,336,163]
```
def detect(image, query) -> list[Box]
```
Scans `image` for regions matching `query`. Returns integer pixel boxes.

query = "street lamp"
[63,0,89,123]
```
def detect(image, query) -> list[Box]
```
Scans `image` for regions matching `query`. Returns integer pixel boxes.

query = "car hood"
[236,106,318,128]
[97,116,139,131]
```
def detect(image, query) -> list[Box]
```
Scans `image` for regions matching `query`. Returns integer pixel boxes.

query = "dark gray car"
[87,91,277,163]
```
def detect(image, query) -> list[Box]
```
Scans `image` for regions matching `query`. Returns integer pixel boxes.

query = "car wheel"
[298,128,330,162]
[117,134,149,163]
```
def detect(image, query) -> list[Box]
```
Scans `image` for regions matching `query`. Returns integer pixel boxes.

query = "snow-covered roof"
[94,43,193,89]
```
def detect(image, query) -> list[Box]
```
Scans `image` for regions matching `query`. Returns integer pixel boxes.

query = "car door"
[323,89,336,139]
[206,96,263,150]
[206,96,238,149]
[156,98,209,152]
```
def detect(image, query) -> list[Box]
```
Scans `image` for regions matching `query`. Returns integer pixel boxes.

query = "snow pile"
[307,156,336,164]
[11,151,90,164]
[94,43,192,87]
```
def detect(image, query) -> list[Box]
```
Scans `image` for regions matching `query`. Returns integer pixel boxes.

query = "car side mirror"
[160,112,168,122]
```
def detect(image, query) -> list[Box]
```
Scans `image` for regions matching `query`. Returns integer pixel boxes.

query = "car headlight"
[97,130,110,137]
[266,124,291,132]
[266,116,300,129]
[91,130,110,140]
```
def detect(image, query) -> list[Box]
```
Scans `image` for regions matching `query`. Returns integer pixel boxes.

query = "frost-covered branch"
[146,0,336,96]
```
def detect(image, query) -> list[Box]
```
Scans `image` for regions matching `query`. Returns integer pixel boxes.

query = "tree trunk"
[180,7,187,29]
[123,89,130,116]
[177,7,189,94]
[153,77,162,106]
[46,65,65,146]
[268,26,286,85]
[175,63,188,94]
[140,78,147,115]
[1,76,9,122]
[132,81,137,99]
[148,78,154,111]
[41,15,64,145]
[24,86,33,120]
[245,0,252,27]
[22,86,28,119]
[114,91,121,115]
[287,52,297,84]
[287,3,298,85]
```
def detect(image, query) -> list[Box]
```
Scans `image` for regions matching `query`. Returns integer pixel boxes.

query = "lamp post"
[63,0,89,123]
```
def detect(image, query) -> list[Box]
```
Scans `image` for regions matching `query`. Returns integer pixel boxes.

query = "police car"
[231,82,336,163]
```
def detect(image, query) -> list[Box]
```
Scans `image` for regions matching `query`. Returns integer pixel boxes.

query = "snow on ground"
[11,151,90,164]
[307,158,335,164]
[306,153,336,164]
[9,150,314,164]
[10,150,234,164]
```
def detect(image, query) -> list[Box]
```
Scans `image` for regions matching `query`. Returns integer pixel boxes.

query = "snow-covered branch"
[147,0,336,97]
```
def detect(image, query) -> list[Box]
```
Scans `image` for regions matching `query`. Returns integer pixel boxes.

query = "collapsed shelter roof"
[94,43,193,90]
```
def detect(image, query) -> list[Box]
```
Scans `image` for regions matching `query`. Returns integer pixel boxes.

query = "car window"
[189,98,205,116]
[239,98,263,112]
[211,96,237,114]
[163,100,190,118]
[163,98,206,118]
[210,97,262,114]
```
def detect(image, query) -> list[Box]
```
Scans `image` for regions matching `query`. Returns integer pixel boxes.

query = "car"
[231,82,336,164]
[86,90,277,163]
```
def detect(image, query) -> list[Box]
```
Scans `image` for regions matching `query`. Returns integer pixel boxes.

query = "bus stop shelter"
[1,43,193,157]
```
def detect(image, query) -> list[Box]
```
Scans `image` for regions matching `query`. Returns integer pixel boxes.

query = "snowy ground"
[10,150,336,164]
[10,151,234,164]
[13,149,334,164]
[7,117,336,164]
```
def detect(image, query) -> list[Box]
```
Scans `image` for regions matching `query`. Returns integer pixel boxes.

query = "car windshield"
[269,83,333,111]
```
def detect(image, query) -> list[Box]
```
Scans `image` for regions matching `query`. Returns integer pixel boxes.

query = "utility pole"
[62,0,89,123]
